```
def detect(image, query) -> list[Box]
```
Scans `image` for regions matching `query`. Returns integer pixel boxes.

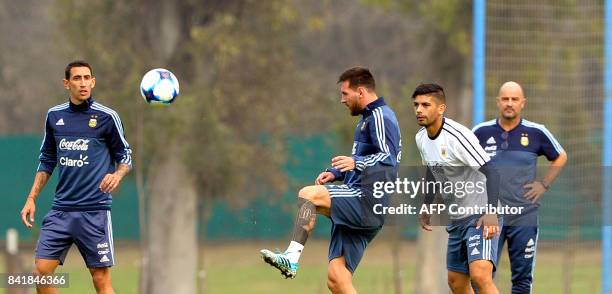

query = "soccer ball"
[140,68,179,105]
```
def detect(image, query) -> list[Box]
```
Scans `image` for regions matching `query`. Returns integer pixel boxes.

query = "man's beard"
[502,109,517,120]
[349,104,361,116]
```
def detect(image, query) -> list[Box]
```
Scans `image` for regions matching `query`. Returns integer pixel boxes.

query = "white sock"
[285,241,304,263]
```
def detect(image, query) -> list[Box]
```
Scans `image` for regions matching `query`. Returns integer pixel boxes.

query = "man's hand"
[315,172,335,185]
[99,172,124,193]
[419,213,432,231]
[331,156,355,172]
[523,181,547,203]
[20,197,36,228]
[476,214,500,240]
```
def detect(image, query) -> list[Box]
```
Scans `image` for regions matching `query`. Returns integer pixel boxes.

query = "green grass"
[206,264,412,293]
[0,240,602,293]
[58,264,139,294]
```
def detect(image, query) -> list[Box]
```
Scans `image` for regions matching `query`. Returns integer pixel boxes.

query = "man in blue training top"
[473,81,567,293]
[260,67,401,293]
[20,60,132,294]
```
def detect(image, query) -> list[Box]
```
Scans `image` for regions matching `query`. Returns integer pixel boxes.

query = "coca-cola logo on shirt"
[59,138,90,151]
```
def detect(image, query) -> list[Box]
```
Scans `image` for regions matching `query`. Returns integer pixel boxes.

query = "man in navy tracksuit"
[260,67,401,293]
[473,81,567,293]
[20,61,131,294]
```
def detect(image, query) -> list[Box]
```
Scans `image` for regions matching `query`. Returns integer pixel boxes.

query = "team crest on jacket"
[521,133,529,146]
[89,118,97,128]
[440,144,448,158]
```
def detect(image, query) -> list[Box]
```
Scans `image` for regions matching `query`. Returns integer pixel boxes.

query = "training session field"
[0,238,599,294]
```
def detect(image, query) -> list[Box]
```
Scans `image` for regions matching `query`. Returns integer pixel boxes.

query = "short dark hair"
[65,60,93,79]
[337,67,376,91]
[411,83,445,102]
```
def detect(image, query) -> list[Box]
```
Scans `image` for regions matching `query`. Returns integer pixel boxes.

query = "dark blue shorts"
[35,210,115,268]
[446,216,502,274]
[326,184,380,273]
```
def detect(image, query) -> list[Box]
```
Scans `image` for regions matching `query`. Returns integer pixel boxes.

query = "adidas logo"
[486,136,496,144]
[56,118,65,126]
[524,238,536,257]
[100,255,110,262]
[471,247,480,256]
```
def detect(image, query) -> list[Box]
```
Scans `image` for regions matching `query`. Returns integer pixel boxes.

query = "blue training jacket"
[472,118,563,216]
[37,97,132,211]
[327,97,402,188]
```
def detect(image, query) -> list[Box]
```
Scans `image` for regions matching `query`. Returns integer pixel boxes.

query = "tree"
[0,0,64,134]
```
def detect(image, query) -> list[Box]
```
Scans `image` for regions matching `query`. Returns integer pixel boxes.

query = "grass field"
[0,239,601,293]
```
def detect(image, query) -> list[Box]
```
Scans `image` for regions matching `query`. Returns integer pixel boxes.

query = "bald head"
[496,81,526,120]
[498,81,524,99]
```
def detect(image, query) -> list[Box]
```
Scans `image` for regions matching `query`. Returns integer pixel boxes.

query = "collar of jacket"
[69,97,94,112]
[361,97,386,116]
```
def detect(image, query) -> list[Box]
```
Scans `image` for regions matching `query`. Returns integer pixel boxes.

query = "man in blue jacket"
[473,81,567,293]
[260,67,401,293]
[20,61,132,294]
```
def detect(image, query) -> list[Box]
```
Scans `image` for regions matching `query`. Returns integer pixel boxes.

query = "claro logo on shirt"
[60,154,89,167]
[59,138,90,151]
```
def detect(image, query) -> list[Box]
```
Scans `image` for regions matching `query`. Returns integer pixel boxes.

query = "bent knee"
[298,186,328,202]
[298,186,317,199]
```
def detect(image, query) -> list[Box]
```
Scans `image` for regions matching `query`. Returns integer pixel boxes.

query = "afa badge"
[440,144,448,158]
[89,118,97,128]
[361,122,366,131]
[521,134,529,146]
